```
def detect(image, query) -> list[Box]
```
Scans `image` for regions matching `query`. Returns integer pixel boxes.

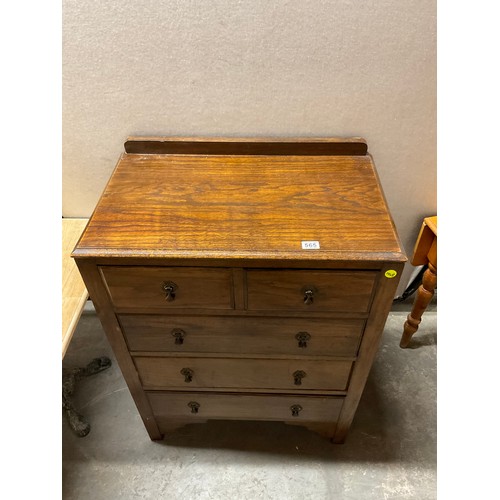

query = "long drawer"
[246,270,377,312]
[134,356,353,391]
[120,315,365,356]
[148,391,344,423]
[100,266,233,310]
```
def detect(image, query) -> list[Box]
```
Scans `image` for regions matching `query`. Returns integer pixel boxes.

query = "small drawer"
[134,356,353,391]
[100,266,233,310]
[246,270,377,312]
[120,315,365,357]
[148,391,344,424]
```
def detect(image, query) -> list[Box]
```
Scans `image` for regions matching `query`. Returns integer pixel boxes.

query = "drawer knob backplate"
[304,290,314,304]
[171,328,186,345]
[295,331,311,348]
[188,401,200,414]
[181,367,193,383]
[290,404,303,417]
[293,370,306,385]
[301,285,317,305]
[162,281,178,302]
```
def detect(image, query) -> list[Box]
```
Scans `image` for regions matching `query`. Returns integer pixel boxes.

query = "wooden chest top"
[73,137,405,263]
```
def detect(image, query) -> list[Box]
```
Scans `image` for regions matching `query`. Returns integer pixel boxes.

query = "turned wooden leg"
[400,263,437,348]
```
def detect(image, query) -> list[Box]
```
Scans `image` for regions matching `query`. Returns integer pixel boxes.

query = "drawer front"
[246,270,377,312]
[100,266,233,310]
[120,315,365,357]
[148,391,344,423]
[135,357,352,391]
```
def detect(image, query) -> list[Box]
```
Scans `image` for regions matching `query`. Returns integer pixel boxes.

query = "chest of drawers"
[72,137,406,443]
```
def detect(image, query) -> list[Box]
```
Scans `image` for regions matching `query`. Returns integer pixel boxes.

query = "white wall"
[63,0,436,293]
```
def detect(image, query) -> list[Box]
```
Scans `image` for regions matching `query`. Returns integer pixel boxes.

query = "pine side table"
[400,216,437,348]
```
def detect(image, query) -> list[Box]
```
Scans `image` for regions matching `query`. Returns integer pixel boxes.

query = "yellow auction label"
[385,270,398,278]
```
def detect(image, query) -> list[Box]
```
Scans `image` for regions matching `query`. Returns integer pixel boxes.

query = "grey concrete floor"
[62,298,436,500]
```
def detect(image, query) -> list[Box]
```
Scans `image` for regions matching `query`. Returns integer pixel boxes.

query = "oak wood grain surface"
[148,391,344,422]
[73,154,404,261]
[75,260,162,439]
[72,137,406,442]
[119,315,365,356]
[246,270,377,312]
[134,356,353,392]
[332,262,405,443]
[100,266,233,310]
[124,136,368,156]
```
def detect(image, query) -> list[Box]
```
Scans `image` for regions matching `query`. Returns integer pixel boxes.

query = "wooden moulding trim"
[143,387,349,396]
[112,308,370,319]
[71,248,407,263]
[72,256,397,270]
[129,352,358,362]
[124,136,368,156]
